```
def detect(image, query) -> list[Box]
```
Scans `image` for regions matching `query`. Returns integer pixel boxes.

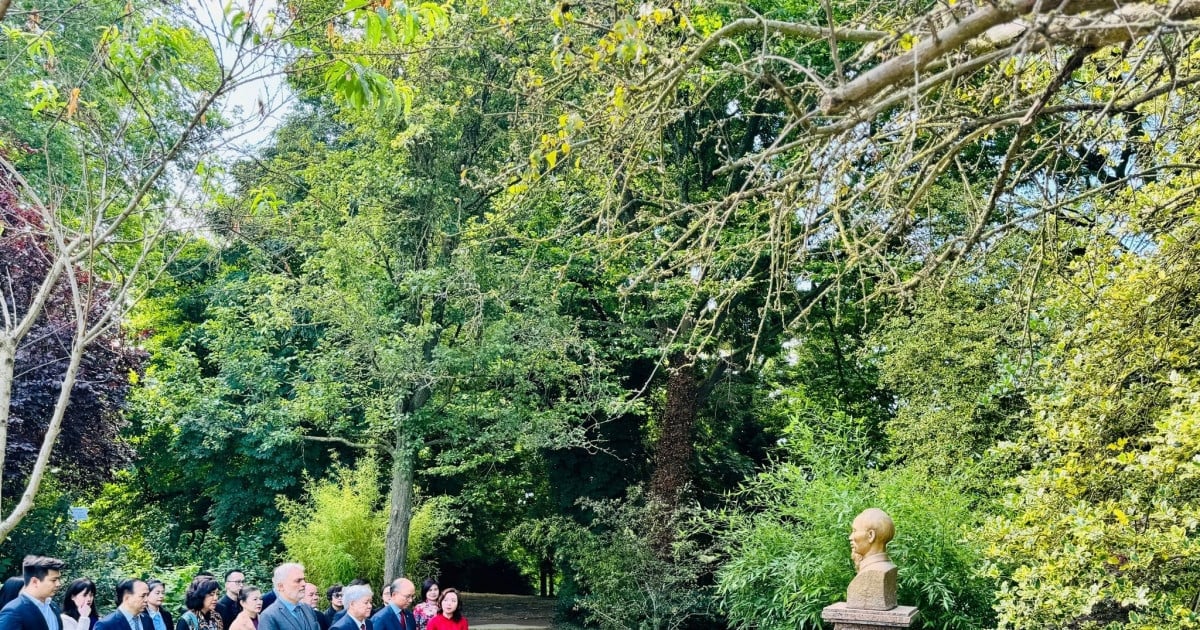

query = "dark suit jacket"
[0,596,63,630]
[322,611,344,628]
[260,593,276,612]
[95,610,153,630]
[214,598,239,629]
[329,615,370,630]
[258,601,319,630]
[140,609,172,630]
[369,607,414,630]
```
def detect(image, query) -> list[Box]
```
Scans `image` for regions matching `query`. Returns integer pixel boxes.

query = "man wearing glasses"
[216,571,244,627]
[369,580,414,630]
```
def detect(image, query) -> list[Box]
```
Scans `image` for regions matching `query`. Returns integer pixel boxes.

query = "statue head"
[849,508,895,568]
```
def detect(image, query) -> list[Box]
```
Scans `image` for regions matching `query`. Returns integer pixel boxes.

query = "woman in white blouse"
[60,578,98,630]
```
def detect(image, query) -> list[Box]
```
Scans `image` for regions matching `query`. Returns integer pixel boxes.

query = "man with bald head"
[258,564,322,630]
[369,579,415,630]
[846,508,898,610]
[302,584,329,630]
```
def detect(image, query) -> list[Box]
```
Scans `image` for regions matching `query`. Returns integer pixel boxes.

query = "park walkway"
[464,593,556,630]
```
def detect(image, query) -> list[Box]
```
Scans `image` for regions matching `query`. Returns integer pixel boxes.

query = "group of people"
[0,557,467,630]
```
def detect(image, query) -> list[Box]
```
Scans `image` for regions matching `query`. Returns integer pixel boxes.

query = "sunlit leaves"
[983,220,1200,628]
[323,57,412,112]
[316,0,452,113]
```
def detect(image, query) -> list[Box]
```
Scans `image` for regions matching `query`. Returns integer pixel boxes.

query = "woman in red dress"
[424,589,467,630]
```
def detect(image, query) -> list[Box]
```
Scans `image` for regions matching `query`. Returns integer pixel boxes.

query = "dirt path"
[460,593,557,629]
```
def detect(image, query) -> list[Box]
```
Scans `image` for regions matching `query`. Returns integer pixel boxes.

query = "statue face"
[849,514,876,559]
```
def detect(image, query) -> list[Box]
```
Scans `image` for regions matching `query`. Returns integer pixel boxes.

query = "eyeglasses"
[332,594,343,599]
[227,580,245,584]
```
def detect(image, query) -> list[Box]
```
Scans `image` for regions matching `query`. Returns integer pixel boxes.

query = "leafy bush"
[982,225,1200,630]
[714,421,996,630]
[278,461,458,591]
[0,478,76,577]
[279,462,387,590]
[0,476,193,602]
[546,488,718,630]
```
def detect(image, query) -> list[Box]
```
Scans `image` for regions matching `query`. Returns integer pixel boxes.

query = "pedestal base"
[820,603,919,630]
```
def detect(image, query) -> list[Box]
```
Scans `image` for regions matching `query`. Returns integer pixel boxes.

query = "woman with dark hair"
[0,577,25,610]
[322,585,343,627]
[227,586,261,630]
[424,589,466,630]
[145,580,174,630]
[412,580,439,630]
[60,579,98,630]
[176,579,223,630]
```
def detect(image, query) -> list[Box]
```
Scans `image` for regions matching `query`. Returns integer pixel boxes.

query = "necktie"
[129,616,139,630]
[397,613,405,630]
[358,623,365,630]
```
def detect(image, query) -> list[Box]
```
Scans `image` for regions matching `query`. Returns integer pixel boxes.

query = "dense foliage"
[4,0,1200,629]
[0,191,144,488]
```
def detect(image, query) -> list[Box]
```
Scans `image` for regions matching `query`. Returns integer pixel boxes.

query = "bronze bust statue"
[846,508,898,610]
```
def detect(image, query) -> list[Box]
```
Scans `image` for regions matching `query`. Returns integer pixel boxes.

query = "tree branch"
[820,0,1177,114]
[299,433,375,450]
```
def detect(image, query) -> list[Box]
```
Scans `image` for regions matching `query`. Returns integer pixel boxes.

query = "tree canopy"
[3,0,1200,629]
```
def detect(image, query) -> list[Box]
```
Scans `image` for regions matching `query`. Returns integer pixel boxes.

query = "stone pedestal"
[820,603,919,630]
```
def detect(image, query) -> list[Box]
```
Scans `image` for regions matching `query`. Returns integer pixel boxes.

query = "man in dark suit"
[258,564,320,630]
[0,556,66,630]
[328,586,371,630]
[301,585,328,630]
[215,571,244,627]
[368,580,414,630]
[95,580,151,630]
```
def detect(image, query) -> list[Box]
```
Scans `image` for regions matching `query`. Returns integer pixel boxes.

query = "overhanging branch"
[821,0,1200,114]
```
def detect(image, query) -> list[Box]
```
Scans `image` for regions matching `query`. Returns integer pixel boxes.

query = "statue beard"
[852,551,864,571]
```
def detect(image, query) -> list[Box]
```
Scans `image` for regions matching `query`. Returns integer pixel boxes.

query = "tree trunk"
[649,353,698,507]
[0,341,13,505]
[0,334,85,539]
[383,419,416,582]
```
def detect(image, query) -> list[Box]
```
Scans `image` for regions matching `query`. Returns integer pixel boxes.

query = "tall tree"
[0,193,145,489]
[0,0,370,539]
[0,0,230,537]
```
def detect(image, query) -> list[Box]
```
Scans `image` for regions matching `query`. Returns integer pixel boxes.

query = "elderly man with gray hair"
[329,587,372,630]
[257,565,321,630]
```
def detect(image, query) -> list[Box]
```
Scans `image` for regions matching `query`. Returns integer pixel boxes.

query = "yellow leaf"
[546,150,558,169]
[1113,508,1129,526]
[66,87,80,119]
